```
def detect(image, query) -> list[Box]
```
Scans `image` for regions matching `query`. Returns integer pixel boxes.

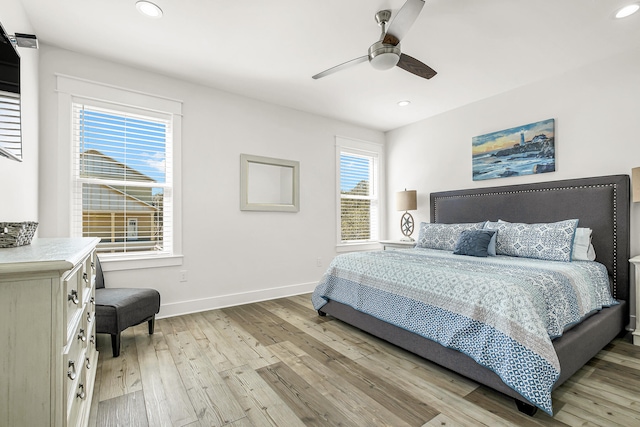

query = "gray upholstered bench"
[94,257,161,357]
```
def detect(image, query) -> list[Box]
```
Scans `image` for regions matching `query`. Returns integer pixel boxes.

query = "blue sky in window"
[79,109,167,184]
[340,154,370,192]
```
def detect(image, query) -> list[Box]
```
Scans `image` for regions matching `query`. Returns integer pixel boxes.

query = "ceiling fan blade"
[397,53,437,79]
[312,55,369,79]
[384,0,425,45]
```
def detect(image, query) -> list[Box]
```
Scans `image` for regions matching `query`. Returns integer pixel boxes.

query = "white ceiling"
[17,0,640,131]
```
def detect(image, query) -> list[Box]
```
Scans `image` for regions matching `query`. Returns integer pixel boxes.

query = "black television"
[0,20,21,162]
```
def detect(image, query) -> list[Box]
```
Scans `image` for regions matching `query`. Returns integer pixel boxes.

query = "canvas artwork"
[472,118,555,181]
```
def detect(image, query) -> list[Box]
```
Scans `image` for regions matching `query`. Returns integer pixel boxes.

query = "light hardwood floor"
[88,294,640,426]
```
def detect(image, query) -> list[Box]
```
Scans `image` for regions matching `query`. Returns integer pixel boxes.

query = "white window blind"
[0,90,21,161]
[72,101,173,255]
[339,148,379,243]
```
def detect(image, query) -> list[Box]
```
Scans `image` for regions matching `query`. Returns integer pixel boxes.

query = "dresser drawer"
[86,285,97,352]
[81,254,94,301]
[64,313,87,411]
[67,364,88,427]
[64,262,85,343]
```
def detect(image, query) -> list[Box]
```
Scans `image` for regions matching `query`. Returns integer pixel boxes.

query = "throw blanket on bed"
[311,248,618,415]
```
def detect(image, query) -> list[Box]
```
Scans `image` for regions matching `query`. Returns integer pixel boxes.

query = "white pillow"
[572,227,596,261]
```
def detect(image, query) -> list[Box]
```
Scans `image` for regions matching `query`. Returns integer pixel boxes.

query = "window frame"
[57,75,183,270]
[335,136,385,251]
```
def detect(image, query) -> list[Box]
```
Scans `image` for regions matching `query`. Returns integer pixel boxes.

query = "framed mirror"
[240,154,300,212]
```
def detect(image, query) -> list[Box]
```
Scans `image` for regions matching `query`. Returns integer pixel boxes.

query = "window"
[336,137,383,246]
[72,102,173,256]
[57,75,182,268]
[0,90,21,161]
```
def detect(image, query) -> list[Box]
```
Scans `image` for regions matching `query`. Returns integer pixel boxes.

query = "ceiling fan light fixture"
[370,52,400,70]
[368,41,401,70]
[136,1,163,19]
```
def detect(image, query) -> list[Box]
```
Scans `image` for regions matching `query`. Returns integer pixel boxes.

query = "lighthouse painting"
[472,118,555,181]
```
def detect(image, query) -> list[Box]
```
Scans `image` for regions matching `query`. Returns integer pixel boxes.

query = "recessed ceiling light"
[615,3,639,19]
[397,100,411,107]
[136,1,163,19]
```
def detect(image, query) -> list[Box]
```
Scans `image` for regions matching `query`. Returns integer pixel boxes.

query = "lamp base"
[400,211,415,241]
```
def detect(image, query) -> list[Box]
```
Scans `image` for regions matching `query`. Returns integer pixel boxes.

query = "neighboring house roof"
[81,149,157,212]
[81,149,156,183]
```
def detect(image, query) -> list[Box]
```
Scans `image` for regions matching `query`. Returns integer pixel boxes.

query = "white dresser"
[0,237,100,427]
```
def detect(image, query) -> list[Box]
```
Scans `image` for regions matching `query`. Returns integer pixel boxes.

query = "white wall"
[37,45,384,317]
[386,48,640,257]
[0,0,38,222]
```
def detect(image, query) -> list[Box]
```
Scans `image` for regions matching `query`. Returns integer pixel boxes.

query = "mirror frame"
[240,153,300,212]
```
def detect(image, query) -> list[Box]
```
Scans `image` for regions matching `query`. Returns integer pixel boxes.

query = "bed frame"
[318,174,631,416]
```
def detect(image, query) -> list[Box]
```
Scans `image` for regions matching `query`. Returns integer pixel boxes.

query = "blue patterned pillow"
[416,222,487,251]
[495,219,579,262]
[453,229,496,257]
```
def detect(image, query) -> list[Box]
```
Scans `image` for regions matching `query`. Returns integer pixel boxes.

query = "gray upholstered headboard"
[430,175,630,302]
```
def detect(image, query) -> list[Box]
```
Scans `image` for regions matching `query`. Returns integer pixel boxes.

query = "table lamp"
[633,167,640,202]
[396,189,417,241]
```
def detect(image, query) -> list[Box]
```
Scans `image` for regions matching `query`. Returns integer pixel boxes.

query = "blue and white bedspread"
[311,248,618,415]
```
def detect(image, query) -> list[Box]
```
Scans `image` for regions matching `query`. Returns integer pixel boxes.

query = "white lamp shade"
[633,167,640,203]
[396,190,417,211]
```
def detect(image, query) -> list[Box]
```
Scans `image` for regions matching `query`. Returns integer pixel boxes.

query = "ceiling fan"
[312,0,437,80]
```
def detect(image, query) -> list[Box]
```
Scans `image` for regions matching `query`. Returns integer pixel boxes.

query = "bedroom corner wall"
[37,45,384,317]
[0,0,38,223]
[385,47,640,325]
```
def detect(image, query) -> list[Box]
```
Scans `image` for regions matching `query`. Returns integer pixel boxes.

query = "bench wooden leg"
[110,333,121,358]
[148,315,155,335]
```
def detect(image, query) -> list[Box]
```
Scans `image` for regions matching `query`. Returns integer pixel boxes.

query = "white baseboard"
[157,281,318,319]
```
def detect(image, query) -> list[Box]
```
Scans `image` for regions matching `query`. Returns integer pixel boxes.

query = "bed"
[312,174,630,416]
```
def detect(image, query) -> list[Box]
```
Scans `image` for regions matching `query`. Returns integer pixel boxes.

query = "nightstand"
[379,240,416,250]
[630,256,640,346]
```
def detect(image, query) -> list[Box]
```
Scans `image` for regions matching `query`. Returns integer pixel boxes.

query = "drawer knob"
[90,335,95,345]
[77,383,86,400]
[85,357,92,370]
[87,312,93,323]
[90,296,95,306]
[91,261,95,271]
[83,272,89,283]
[67,360,77,380]
[68,289,79,305]
[77,329,87,342]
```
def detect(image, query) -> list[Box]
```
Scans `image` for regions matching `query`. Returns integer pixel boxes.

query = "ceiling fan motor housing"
[368,41,401,70]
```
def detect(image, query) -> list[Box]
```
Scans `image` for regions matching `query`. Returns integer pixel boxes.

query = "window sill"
[98,254,183,272]
[336,242,383,253]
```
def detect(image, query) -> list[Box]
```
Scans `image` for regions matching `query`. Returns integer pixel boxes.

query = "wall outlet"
[179,270,188,282]
[316,258,323,267]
